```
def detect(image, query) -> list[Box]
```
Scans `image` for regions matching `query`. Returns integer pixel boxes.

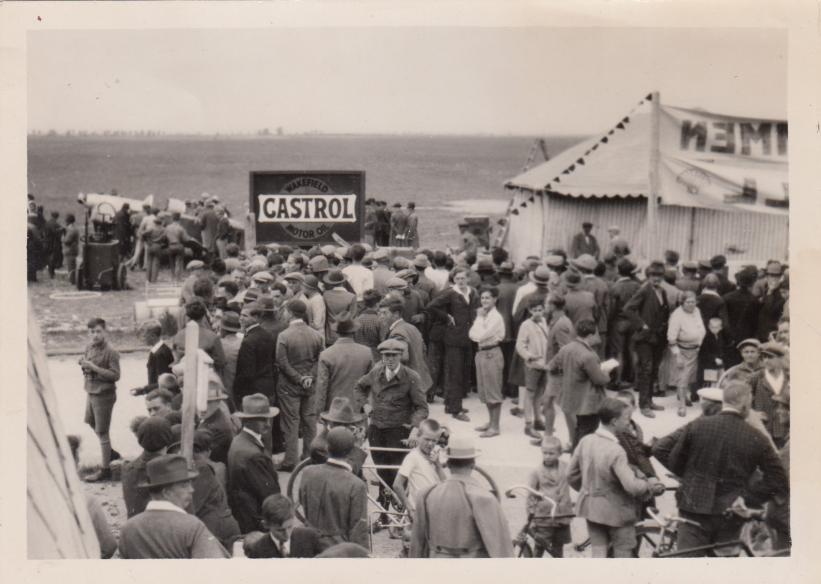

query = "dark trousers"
[675,510,744,557]
[634,341,664,409]
[574,414,599,448]
[278,389,318,467]
[426,339,446,398]
[500,340,517,398]
[607,321,634,385]
[368,425,410,508]
[443,344,471,414]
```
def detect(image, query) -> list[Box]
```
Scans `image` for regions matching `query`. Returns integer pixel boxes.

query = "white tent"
[502,93,788,264]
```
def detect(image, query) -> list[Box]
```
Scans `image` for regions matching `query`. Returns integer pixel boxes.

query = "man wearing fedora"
[299,427,369,548]
[322,269,358,345]
[573,254,610,357]
[119,454,229,558]
[217,310,242,406]
[314,318,374,413]
[309,397,368,476]
[276,299,325,471]
[227,394,282,534]
[410,435,513,558]
[562,271,598,329]
[608,258,641,389]
[569,222,600,260]
[354,338,429,516]
[380,297,434,395]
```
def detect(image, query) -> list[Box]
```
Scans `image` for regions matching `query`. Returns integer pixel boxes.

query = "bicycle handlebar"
[505,485,558,519]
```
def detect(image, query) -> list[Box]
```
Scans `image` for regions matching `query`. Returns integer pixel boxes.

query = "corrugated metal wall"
[506,191,787,264]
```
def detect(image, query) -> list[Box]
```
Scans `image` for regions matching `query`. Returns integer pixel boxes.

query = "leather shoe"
[452,412,470,423]
[510,407,524,418]
[524,425,542,440]
[650,403,664,411]
[110,449,122,461]
[533,420,546,432]
[84,467,112,483]
[640,408,656,419]
[530,437,543,446]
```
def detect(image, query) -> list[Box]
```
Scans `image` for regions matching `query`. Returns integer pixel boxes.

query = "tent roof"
[505,101,652,198]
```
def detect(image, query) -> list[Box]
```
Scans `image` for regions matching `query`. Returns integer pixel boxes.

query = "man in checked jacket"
[665,382,788,556]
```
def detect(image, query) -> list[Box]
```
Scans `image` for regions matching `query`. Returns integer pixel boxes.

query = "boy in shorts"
[525,436,573,557]
[516,296,550,440]
[79,317,121,482]
[468,286,506,437]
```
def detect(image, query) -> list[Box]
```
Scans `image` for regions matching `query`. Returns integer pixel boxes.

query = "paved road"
[49,354,697,557]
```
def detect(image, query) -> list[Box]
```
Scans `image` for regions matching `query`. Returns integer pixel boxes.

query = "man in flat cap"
[410,435,513,558]
[354,338,429,520]
[227,394,281,534]
[119,454,229,558]
[719,338,763,388]
[122,416,175,518]
[749,342,790,448]
[569,222,600,260]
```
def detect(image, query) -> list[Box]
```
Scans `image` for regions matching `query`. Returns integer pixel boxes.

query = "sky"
[27,27,787,135]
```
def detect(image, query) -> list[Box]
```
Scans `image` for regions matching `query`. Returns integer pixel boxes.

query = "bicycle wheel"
[739,519,774,556]
[473,465,501,501]
[514,539,534,558]
[285,458,314,524]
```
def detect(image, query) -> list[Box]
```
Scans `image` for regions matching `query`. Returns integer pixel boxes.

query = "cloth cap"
[378,338,405,354]
[697,387,724,403]
[252,271,274,283]
[682,261,698,271]
[137,416,174,452]
[320,244,337,256]
[186,260,205,270]
[283,271,305,282]
[386,276,408,289]
[766,262,784,276]
[309,256,330,274]
[413,254,430,268]
[759,342,787,358]
[736,338,761,350]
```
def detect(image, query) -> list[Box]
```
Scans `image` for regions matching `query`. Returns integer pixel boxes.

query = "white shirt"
[468,307,506,347]
[765,369,785,395]
[667,306,706,347]
[306,293,326,339]
[398,449,442,516]
[385,363,402,381]
[269,533,290,557]
[452,285,471,305]
[146,500,188,514]
[342,264,374,301]
[242,427,265,448]
[425,267,450,292]
[327,457,353,472]
[512,281,537,315]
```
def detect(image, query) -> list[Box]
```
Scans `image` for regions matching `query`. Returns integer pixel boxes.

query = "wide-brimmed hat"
[243,289,260,304]
[235,393,280,418]
[252,271,274,284]
[333,318,360,335]
[320,396,364,424]
[257,296,276,313]
[283,271,305,283]
[446,435,480,460]
[697,387,724,403]
[413,254,430,269]
[206,376,230,402]
[302,274,320,291]
[220,311,241,332]
[386,276,408,290]
[544,255,564,269]
[309,256,330,274]
[475,257,496,274]
[530,266,551,285]
[378,338,405,354]
[137,454,198,488]
[323,269,347,286]
[765,262,784,276]
[371,249,389,262]
[186,260,205,271]
[759,342,787,358]
[497,261,514,276]
[571,254,598,272]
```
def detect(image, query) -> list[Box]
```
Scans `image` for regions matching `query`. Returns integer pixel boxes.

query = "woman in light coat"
[667,291,706,417]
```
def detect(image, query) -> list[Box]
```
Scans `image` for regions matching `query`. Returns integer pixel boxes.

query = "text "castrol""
[257,194,357,223]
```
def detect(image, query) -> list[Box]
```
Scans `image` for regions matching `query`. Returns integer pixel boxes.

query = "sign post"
[647,91,661,261]
[181,321,199,469]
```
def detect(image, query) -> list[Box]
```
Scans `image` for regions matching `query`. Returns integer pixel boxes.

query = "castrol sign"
[251,171,365,245]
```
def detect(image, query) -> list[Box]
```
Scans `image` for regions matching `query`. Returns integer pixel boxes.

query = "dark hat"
[710,254,727,269]
[698,259,712,270]
[617,258,638,274]
[759,342,787,358]
[413,254,430,269]
[137,454,198,488]
[220,311,241,332]
[682,261,698,271]
[257,296,276,313]
[323,269,347,286]
[765,261,784,276]
[564,271,582,286]
[392,256,412,271]
[646,261,666,276]
[236,393,280,419]
[321,397,364,424]
[243,289,261,304]
[302,274,320,291]
[193,429,214,452]
[137,416,174,452]
[378,338,405,354]
[333,318,360,335]
[544,255,564,268]
[476,257,496,274]
[497,261,514,276]
[287,299,308,317]
[582,221,593,228]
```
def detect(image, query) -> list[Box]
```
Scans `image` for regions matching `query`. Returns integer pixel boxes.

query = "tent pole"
[647,90,661,260]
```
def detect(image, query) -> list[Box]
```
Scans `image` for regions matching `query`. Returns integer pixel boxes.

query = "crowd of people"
[66,218,790,559]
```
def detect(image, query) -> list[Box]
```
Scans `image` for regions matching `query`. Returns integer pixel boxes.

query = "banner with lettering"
[658,105,788,214]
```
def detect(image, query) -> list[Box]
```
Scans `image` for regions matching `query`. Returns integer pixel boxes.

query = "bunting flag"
[616,122,625,130]
[528,195,535,203]
[561,169,569,175]
[608,129,615,136]
[591,144,599,151]
[511,208,520,215]
[601,137,608,144]
[623,116,630,124]
[568,164,576,172]
[554,176,561,183]
[576,158,585,165]
[646,93,653,101]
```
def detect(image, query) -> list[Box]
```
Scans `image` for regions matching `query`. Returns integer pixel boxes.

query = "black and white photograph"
[5,0,818,573]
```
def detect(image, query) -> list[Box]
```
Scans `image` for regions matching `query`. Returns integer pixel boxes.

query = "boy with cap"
[122,416,175,518]
[119,454,229,558]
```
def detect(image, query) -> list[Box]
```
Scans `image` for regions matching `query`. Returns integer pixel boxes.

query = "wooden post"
[687,206,697,260]
[181,321,199,469]
[647,91,661,260]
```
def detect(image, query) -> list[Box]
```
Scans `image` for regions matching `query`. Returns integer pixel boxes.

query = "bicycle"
[505,485,576,558]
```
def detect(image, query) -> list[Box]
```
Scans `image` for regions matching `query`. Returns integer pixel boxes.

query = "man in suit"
[410,435,513,558]
[425,268,479,421]
[322,269,358,345]
[623,261,670,418]
[573,254,610,357]
[607,258,641,389]
[568,399,665,558]
[540,294,575,442]
[276,299,325,471]
[549,320,615,447]
[354,338,429,520]
[234,302,277,404]
[244,494,326,558]
[314,318,374,413]
[380,297,434,393]
[298,427,369,548]
[664,383,788,556]
[173,299,226,375]
[406,202,420,248]
[227,394,281,534]
[569,221,600,259]
[370,249,395,295]
[562,271,598,328]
